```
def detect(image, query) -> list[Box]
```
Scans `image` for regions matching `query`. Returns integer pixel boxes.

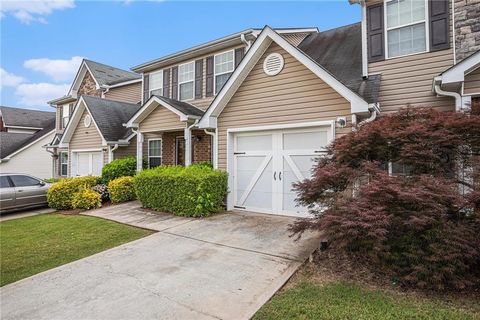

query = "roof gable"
[0,106,55,129]
[198,26,371,129]
[0,122,55,160]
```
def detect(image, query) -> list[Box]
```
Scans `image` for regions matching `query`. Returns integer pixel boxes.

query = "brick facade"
[78,71,102,97]
[455,0,480,62]
[159,130,212,166]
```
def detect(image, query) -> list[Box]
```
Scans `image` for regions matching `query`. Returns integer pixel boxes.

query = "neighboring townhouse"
[47,59,142,177]
[53,0,479,218]
[0,106,56,179]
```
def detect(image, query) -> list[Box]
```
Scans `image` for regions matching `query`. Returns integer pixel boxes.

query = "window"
[388,161,413,176]
[214,50,234,94]
[386,0,427,58]
[61,104,70,128]
[149,70,163,97]
[60,152,68,176]
[10,175,41,187]
[0,176,11,188]
[148,139,162,168]
[178,62,194,101]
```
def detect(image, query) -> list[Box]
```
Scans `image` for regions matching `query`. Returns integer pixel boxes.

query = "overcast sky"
[0,0,360,111]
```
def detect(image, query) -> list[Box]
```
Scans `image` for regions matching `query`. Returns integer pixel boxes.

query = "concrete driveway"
[1,202,319,320]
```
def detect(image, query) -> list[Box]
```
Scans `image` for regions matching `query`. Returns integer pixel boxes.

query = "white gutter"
[108,144,119,163]
[434,84,462,111]
[241,33,253,51]
[204,129,217,169]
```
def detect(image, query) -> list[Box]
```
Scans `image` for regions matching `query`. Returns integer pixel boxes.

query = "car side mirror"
[39,181,46,186]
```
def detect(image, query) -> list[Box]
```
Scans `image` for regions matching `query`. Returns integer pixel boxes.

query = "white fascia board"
[441,51,480,84]
[2,130,55,160]
[126,96,189,128]
[199,26,369,128]
[103,78,142,89]
[5,125,43,130]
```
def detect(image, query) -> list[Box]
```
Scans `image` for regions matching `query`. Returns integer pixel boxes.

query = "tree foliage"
[292,108,480,290]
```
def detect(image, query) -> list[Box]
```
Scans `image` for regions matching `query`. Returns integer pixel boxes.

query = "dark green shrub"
[101,157,137,183]
[108,176,136,203]
[47,176,99,210]
[72,189,102,210]
[134,165,228,217]
[192,161,213,169]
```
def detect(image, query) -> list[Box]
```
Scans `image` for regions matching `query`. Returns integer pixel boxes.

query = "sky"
[0,0,360,111]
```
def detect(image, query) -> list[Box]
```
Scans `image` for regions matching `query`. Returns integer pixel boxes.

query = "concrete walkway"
[1,202,319,320]
[0,207,55,222]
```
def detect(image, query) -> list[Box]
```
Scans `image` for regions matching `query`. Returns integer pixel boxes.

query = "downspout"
[241,33,252,51]
[434,84,462,111]
[204,129,217,169]
[109,144,119,163]
[45,147,56,178]
[131,127,143,171]
[357,109,377,127]
[361,0,369,78]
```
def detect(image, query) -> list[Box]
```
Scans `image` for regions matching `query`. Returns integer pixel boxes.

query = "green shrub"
[192,161,213,169]
[101,157,137,183]
[71,189,102,210]
[109,176,136,203]
[134,165,228,217]
[47,176,99,210]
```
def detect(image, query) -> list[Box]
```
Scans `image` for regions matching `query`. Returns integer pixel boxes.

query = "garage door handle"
[273,171,276,180]
[279,172,282,181]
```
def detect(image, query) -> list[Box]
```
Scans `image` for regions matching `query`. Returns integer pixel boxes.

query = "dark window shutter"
[206,56,214,97]
[429,0,450,51]
[195,59,203,99]
[69,103,74,116]
[163,69,170,98]
[143,74,150,103]
[234,48,244,68]
[367,3,385,62]
[171,66,178,100]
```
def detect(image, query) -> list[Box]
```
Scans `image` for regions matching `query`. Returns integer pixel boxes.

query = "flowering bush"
[47,176,99,209]
[291,108,480,290]
[108,176,136,203]
[72,188,102,210]
[93,184,109,202]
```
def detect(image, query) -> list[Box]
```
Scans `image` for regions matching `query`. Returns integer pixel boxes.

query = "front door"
[233,127,331,217]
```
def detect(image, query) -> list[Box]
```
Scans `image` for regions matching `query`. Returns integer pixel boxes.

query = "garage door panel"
[236,134,272,152]
[74,152,103,177]
[283,130,328,150]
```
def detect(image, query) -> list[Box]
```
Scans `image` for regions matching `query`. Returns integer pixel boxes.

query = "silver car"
[0,174,51,213]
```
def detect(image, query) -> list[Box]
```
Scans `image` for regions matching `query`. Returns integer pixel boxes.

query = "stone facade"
[455,0,480,62]
[78,71,102,97]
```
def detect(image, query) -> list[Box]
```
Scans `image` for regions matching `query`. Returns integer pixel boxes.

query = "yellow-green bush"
[71,189,101,210]
[134,165,228,217]
[47,176,99,209]
[108,176,136,203]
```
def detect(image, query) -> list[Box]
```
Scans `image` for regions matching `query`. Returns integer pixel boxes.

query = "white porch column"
[184,126,192,166]
[136,131,143,171]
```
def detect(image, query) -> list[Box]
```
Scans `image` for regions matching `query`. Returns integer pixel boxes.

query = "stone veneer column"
[454,0,480,62]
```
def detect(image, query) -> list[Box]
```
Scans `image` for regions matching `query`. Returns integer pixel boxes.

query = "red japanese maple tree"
[292,108,480,290]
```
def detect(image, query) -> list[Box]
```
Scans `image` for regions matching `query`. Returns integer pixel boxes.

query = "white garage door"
[74,152,103,177]
[233,127,331,217]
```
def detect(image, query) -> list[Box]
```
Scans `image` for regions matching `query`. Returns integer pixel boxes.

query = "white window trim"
[61,104,70,129]
[214,49,235,95]
[177,61,195,101]
[384,0,430,60]
[148,138,162,167]
[149,69,164,97]
[60,151,68,176]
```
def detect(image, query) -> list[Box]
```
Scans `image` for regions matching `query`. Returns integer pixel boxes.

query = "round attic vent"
[263,53,284,76]
[84,115,92,128]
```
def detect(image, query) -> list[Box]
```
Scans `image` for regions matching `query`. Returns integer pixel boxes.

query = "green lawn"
[255,281,479,320]
[0,213,153,286]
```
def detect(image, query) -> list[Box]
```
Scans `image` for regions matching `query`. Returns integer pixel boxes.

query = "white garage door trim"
[71,148,104,177]
[226,120,335,217]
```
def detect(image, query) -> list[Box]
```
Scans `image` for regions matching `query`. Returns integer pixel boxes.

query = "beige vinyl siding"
[281,32,311,46]
[113,138,137,160]
[217,43,351,169]
[105,82,142,104]
[145,44,245,111]
[68,109,106,176]
[139,105,186,132]
[369,49,455,112]
[464,67,480,95]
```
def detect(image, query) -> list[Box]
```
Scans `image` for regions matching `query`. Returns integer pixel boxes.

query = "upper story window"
[149,70,163,97]
[178,61,194,101]
[61,104,70,129]
[214,50,234,94]
[386,0,427,58]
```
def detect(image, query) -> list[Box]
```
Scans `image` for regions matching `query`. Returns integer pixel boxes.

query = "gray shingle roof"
[84,60,141,87]
[0,106,55,129]
[297,23,381,103]
[153,95,205,117]
[0,120,55,159]
[82,96,141,141]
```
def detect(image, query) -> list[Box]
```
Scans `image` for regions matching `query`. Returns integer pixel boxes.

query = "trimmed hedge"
[109,176,136,203]
[134,165,228,217]
[101,157,137,183]
[47,176,99,210]
[72,189,101,210]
